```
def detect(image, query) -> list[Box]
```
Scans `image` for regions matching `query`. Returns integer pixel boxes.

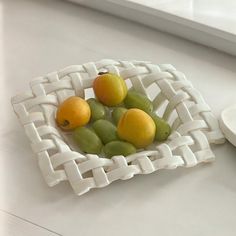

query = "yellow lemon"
[93,73,127,106]
[117,108,156,148]
[56,96,91,130]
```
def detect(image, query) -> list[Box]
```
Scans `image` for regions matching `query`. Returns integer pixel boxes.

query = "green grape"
[112,107,128,125]
[150,113,171,141]
[87,98,106,122]
[92,119,119,144]
[103,141,136,158]
[73,127,103,154]
[124,90,153,113]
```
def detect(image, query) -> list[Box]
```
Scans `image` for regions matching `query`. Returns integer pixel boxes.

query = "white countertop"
[71,0,236,56]
[129,0,236,34]
[1,0,236,235]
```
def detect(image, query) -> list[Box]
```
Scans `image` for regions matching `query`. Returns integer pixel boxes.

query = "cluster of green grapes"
[73,90,171,158]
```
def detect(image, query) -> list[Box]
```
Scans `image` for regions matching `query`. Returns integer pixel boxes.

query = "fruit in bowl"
[124,90,153,113]
[92,119,119,144]
[103,141,136,158]
[87,98,107,122]
[73,127,103,154]
[56,73,171,158]
[56,96,91,130]
[150,113,171,142]
[93,72,127,106]
[112,107,128,125]
[117,108,156,148]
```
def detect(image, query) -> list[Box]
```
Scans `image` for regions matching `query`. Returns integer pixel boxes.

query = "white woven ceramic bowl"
[11,59,225,195]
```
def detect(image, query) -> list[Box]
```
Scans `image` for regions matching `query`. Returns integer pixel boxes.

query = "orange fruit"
[56,96,91,130]
[93,73,127,106]
[117,108,156,148]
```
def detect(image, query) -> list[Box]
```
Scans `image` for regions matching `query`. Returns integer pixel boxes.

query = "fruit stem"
[98,71,109,75]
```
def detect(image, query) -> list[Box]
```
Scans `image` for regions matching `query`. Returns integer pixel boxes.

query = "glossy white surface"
[220,105,236,147]
[1,0,236,235]
[130,0,236,34]
[72,0,236,56]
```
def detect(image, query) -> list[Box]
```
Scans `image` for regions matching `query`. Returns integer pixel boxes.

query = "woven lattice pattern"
[12,59,225,195]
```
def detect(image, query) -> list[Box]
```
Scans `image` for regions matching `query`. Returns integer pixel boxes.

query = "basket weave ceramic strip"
[12,59,225,195]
